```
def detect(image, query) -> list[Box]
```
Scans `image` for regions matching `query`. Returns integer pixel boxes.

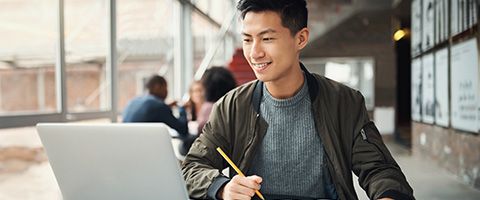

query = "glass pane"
[116,0,175,112]
[192,11,219,72]
[0,0,58,115]
[192,0,232,25]
[65,0,109,112]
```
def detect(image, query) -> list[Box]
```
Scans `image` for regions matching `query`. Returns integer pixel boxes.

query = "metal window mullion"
[56,0,67,121]
[176,0,235,37]
[183,2,193,97]
[173,2,182,100]
[173,1,192,100]
[107,0,118,122]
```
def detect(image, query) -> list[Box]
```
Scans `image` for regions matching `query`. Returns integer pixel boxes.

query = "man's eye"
[263,37,274,41]
[243,39,252,42]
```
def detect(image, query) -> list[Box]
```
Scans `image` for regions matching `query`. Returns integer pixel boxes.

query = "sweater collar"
[252,62,319,113]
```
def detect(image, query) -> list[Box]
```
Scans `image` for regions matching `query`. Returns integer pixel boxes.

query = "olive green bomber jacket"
[182,64,414,200]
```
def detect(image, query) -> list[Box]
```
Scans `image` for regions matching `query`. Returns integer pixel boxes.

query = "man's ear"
[296,27,309,50]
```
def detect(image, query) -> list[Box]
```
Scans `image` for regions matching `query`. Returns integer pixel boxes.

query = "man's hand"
[219,175,262,200]
[167,100,178,108]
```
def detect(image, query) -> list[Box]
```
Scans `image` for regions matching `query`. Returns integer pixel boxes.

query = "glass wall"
[192,11,218,72]
[116,0,175,111]
[191,0,236,75]
[0,0,238,128]
[0,0,58,116]
[65,0,109,112]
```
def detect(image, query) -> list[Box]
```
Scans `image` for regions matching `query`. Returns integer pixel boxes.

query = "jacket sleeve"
[351,96,414,200]
[181,100,232,199]
[154,105,188,136]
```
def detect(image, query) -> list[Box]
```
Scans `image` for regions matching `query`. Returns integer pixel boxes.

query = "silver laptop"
[37,123,189,200]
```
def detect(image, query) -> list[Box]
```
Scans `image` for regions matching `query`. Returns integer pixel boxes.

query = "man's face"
[241,11,303,84]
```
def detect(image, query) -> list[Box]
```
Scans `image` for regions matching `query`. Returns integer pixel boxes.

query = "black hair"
[237,0,308,35]
[202,67,237,102]
[145,75,166,92]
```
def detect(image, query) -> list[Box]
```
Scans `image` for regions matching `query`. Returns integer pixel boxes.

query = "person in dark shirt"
[122,75,194,155]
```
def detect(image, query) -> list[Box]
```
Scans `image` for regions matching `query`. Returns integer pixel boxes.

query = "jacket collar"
[252,62,319,113]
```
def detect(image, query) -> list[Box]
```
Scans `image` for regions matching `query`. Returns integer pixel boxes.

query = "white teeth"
[252,62,269,68]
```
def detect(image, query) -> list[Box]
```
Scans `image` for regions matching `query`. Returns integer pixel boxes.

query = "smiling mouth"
[251,62,272,70]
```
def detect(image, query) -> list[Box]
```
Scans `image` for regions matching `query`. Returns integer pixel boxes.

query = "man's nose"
[249,41,265,60]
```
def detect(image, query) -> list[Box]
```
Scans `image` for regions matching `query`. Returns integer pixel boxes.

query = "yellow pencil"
[216,147,265,200]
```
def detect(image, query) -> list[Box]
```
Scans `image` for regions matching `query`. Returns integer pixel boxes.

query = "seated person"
[181,0,414,199]
[185,80,205,122]
[122,75,194,155]
[196,67,237,134]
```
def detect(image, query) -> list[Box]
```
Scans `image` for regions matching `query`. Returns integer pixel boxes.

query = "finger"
[232,175,261,190]
[229,184,256,197]
[228,190,254,200]
[247,175,263,184]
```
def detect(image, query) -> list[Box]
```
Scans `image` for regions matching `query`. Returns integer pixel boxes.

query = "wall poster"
[452,0,479,37]
[451,0,459,36]
[422,53,435,124]
[412,58,422,121]
[435,48,449,127]
[451,38,479,133]
[422,0,435,50]
[435,0,449,44]
[412,0,422,56]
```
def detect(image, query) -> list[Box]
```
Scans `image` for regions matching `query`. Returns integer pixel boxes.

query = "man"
[182,0,414,199]
[122,75,192,155]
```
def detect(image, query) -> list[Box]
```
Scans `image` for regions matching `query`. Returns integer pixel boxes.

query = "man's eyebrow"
[258,29,277,36]
[242,29,277,37]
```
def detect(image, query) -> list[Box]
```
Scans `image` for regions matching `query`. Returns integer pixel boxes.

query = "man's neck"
[264,67,305,99]
[149,93,164,101]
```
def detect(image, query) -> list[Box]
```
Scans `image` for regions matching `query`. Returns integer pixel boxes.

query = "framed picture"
[412,0,423,56]
[423,0,435,50]
[412,58,423,121]
[422,53,435,124]
[434,47,449,127]
[451,0,459,36]
[435,0,449,43]
[450,38,479,133]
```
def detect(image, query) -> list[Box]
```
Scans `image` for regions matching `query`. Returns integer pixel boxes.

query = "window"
[116,0,175,111]
[64,0,109,113]
[0,0,58,116]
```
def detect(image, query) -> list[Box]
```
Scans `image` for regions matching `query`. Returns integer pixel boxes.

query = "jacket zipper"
[246,114,259,151]
[239,113,259,174]
[360,127,387,163]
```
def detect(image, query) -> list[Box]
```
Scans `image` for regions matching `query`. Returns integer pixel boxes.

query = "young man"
[182,0,414,199]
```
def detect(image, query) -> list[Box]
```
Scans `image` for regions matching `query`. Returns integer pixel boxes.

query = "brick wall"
[412,122,480,190]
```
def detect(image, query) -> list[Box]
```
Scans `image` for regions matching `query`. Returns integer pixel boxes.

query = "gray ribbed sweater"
[248,79,337,199]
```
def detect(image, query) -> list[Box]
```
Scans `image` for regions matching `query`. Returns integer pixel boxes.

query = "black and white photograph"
[422,53,435,124]
[423,0,435,50]
[434,48,449,127]
[451,0,459,36]
[452,0,479,36]
[412,58,423,121]
[412,0,423,55]
[435,0,449,44]
[450,38,479,133]
[470,0,478,28]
